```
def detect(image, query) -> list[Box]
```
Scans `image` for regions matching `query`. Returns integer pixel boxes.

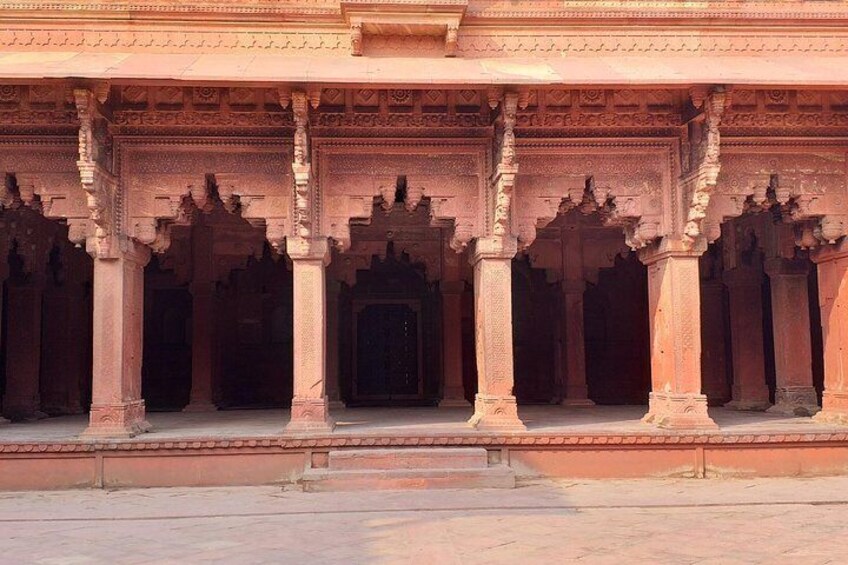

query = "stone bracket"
[341,0,467,57]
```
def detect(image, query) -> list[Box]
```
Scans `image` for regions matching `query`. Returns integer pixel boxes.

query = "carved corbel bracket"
[682,86,729,247]
[341,0,468,57]
[73,84,119,256]
[491,91,519,240]
[291,91,316,240]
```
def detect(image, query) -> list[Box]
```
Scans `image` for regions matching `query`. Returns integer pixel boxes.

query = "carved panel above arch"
[0,139,92,245]
[710,140,848,245]
[118,139,292,253]
[315,139,486,252]
[514,139,675,250]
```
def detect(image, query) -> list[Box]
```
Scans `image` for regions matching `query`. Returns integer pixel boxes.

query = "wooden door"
[353,300,423,401]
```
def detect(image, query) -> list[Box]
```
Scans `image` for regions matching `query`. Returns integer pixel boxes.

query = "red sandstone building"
[2,0,848,489]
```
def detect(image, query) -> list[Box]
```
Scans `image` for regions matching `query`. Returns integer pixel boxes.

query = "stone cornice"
[3,1,848,24]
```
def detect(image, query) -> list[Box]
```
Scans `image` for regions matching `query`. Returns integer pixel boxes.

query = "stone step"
[328,447,489,471]
[301,466,515,492]
[300,448,515,491]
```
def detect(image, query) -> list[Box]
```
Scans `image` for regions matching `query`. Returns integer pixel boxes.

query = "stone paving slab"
[2,478,848,564]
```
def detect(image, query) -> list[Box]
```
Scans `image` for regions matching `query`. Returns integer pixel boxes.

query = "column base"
[439,397,472,408]
[724,399,772,412]
[81,400,151,439]
[767,386,820,417]
[642,392,718,430]
[468,394,526,432]
[328,399,346,410]
[183,401,219,413]
[2,407,49,422]
[811,391,848,424]
[285,397,335,434]
[560,398,595,407]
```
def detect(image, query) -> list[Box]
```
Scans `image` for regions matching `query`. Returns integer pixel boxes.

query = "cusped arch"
[315,139,485,253]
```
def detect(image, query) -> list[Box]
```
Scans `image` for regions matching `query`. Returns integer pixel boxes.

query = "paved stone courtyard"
[2,478,848,564]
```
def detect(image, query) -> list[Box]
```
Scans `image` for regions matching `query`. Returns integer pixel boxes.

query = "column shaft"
[185,224,217,412]
[560,281,593,406]
[700,279,731,405]
[440,281,469,407]
[326,279,344,409]
[82,248,151,437]
[813,244,848,424]
[764,258,819,416]
[723,267,771,410]
[286,237,334,433]
[641,242,717,429]
[468,236,525,431]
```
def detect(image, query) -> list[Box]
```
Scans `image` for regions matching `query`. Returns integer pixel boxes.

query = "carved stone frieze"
[0,139,92,249]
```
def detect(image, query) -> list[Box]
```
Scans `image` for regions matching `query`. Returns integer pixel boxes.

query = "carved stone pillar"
[286,236,334,433]
[40,266,89,416]
[440,280,469,407]
[185,224,217,412]
[640,239,717,429]
[0,256,8,425]
[468,236,525,431]
[326,278,344,409]
[811,242,848,424]
[559,280,593,406]
[723,266,771,410]
[764,258,820,416]
[3,277,46,421]
[700,278,730,405]
[82,245,152,438]
[559,222,593,406]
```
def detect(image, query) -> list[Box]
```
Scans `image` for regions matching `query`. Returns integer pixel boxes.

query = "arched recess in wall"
[0,166,95,422]
[522,211,650,406]
[330,182,447,407]
[140,176,283,410]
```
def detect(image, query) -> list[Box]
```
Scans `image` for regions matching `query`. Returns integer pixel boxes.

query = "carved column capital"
[764,257,810,278]
[811,234,848,264]
[722,265,763,288]
[287,236,330,265]
[639,236,707,266]
[470,235,518,264]
[440,280,466,295]
[561,279,587,294]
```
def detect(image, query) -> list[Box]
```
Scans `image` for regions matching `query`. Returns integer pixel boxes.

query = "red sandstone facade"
[2,0,848,486]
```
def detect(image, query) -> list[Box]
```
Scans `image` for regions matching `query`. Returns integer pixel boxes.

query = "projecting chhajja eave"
[1,53,848,87]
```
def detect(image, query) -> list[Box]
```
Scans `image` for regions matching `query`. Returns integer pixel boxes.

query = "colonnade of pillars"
[4,225,848,436]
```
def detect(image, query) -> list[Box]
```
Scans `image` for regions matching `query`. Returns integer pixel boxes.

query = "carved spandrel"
[121,142,292,253]
[514,141,671,250]
[317,140,486,253]
[711,145,848,246]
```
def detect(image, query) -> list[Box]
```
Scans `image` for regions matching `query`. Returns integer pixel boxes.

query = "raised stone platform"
[1,406,847,490]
